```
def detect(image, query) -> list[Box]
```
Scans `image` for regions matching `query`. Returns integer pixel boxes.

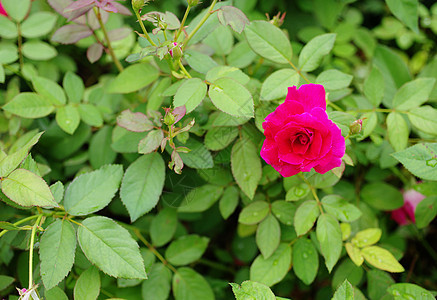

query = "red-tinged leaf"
[138,130,164,154]
[217,6,249,34]
[112,2,132,16]
[87,43,104,63]
[52,24,93,44]
[48,0,85,24]
[117,109,154,132]
[64,0,94,13]
[108,28,131,42]
[87,9,108,30]
[173,106,186,123]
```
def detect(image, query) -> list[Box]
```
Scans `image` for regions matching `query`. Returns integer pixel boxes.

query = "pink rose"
[391,189,426,225]
[260,84,345,177]
[0,1,8,16]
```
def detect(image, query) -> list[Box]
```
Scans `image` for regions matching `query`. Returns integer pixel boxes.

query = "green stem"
[94,7,124,72]
[0,214,40,238]
[28,215,43,289]
[175,5,191,41]
[134,10,157,46]
[287,60,310,83]
[177,60,192,78]
[17,22,24,68]
[134,229,178,273]
[198,258,234,274]
[298,173,324,214]
[182,0,218,50]
[327,99,344,112]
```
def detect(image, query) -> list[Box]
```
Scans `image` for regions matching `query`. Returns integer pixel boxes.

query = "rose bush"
[260,84,345,177]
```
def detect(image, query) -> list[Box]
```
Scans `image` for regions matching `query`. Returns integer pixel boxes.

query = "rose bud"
[349,119,363,135]
[169,42,183,60]
[391,189,426,225]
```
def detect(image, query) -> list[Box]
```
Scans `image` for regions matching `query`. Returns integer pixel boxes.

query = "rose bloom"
[0,1,8,16]
[260,84,345,177]
[391,189,426,225]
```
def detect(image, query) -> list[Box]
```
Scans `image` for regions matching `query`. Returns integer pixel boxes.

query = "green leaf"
[78,104,103,127]
[142,263,172,300]
[271,201,296,226]
[387,283,435,300]
[387,112,409,152]
[0,131,43,177]
[332,280,354,300]
[250,243,292,287]
[385,0,419,33]
[56,104,81,134]
[293,238,319,285]
[260,69,299,101]
[351,228,382,248]
[219,185,239,219]
[0,43,18,64]
[150,208,178,247]
[178,184,224,213]
[332,259,364,289]
[45,286,68,300]
[1,168,57,208]
[317,214,342,273]
[64,164,123,216]
[209,77,254,118]
[244,20,292,64]
[108,63,159,94]
[0,275,15,292]
[111,126,146,153]
[367,269,394,300]
[294,200,320,236]
[21,11,57,38]
[3,92,54,118]
[165,235,209,266]
[205,126,239,151]
[361,182,403,211]
[239,201,270,225]
[298,33,336,72]
[321,195,362,222]
[0,15,18,39]
[392,78,435,110]
[392,143,437,181]
[316,70,353,91]
[230,280,276,300]
[361,246,405,273]
[138,130,164,154]
[173,78,207,113]
[0,64,4,84]
[22,41,57,60]
[174,138,213,169]
[256,214,281,259]
[63,71,84,103]
[73,266,101,300]
[414,196,437,229]
[231,138,262,199]
[89,126,117,169]
[172,267,215,300]
[120,153,165,221]
[206,66,250,86]
[77,216,147,279]
[227,40,257,69]
[184,49,218,74]
[345,243,364,266]
[364,66,385,106]
[50,181,64,204]
[2,0,30,22]
[40,220,76,290]
[204,25,234,55]
[408,106,437,135]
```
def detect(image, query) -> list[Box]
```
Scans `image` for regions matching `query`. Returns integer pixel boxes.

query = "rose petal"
[286,84,326,112]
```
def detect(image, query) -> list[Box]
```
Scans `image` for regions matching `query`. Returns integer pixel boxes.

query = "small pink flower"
[0,1,8,16]
[391,189,426,225]
[260,84,345,177]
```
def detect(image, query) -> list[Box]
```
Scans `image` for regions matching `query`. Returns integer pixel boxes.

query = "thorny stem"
[177,60,192,78]
[298,173,324,214]
[134,10,157,46]
[94,7,124,72]
[17,22,24,68]
[175,5,191,41]
[28,215,43,289]
[134,229,178,274]
[182,0,218,50]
